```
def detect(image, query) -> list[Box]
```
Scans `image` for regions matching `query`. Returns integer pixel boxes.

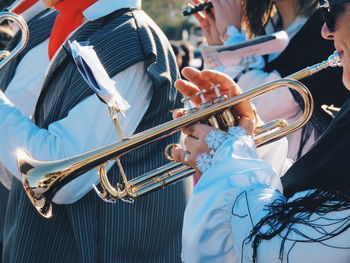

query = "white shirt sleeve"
[182,136,350,263]
[0,61,153,204]
[256,137,291,177]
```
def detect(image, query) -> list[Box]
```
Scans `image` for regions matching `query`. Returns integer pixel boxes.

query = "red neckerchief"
[12,0,39,14]
[48,0,97,59]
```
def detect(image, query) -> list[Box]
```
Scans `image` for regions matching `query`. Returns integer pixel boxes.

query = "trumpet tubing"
[0,0,29,70]
[17,52,341,218]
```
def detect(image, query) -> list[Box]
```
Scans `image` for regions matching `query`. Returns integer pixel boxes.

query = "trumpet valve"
[207,116,220,129]
[210,84,227,104]
[221,110,236,128]
[180,96,191,105]
[196,90,212,108]
[181,96,199,114]
[214,96,227,104]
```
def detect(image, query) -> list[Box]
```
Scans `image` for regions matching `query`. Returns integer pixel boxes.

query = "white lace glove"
[196,126,249,173]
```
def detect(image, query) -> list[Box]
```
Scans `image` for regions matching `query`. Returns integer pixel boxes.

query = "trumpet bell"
[18,148,82,218]
[18,150,54,218]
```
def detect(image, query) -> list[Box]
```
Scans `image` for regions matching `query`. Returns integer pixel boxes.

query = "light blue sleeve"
[182,135,350,263]
[0,62,152,204]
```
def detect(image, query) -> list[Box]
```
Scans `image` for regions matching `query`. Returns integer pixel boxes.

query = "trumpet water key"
[17,52,341,218]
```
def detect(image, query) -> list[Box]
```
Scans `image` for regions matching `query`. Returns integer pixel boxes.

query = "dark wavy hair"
[243,0,319,38]
[247,188,350,262]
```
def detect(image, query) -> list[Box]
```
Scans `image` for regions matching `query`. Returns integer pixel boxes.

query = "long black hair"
[247,189,350,262]
[247,95,350,261]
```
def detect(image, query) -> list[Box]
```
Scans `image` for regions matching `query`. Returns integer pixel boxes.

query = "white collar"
[83,0,142,21]
[284,16,308,39]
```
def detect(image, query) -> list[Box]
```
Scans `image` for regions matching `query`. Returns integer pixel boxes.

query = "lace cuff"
[196,126,248,173]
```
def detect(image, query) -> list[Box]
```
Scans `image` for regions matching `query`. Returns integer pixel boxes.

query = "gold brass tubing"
[0,51,10,60]
[221,109,236,127]
[0,0,29,70]
[128,165,194,197]
[254,120,288,136]
[207,115,220,129]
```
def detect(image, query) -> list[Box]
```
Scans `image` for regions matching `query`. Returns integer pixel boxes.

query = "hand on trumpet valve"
[174,67,255,120]
[171,67,256,179]
[170,119,254,180]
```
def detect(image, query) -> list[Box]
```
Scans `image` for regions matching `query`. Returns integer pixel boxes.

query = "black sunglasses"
[320,0,350,32]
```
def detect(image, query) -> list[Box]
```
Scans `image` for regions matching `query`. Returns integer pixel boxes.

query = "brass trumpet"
[17,52,341,218]
[0,0,29,70]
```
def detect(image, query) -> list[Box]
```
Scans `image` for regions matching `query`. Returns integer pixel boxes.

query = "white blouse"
[203,16,313,161]
[182,134,350,263]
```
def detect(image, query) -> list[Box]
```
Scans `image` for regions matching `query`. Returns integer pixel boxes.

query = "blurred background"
[143,0,205,70]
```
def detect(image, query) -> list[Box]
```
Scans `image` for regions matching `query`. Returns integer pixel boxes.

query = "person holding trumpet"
[173,0,350,261]
[0,0,188,262]
[188,0,348,161]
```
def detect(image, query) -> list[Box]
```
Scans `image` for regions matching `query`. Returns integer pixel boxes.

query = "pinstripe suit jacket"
[3,8,188,263]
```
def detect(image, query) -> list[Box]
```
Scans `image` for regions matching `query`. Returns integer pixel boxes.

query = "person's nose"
[321,23,334,40]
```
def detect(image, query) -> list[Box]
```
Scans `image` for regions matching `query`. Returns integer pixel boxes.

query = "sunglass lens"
[321,8,335,32]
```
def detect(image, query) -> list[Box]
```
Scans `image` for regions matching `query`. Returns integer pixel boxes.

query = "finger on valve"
[182,68,238,102]
[199,69,239,96]
[175,67,226,105]
[171,108,187,119]
[181,67,215,92]
[199,70,256,121]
